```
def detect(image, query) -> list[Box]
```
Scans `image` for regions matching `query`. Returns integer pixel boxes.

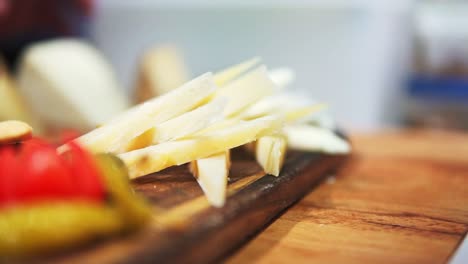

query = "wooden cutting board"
[36,148,348,263]
[229,130,468,264]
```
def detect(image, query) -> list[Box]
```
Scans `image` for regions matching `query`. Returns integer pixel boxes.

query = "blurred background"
[2,0,468,133]
[95,0,413,131]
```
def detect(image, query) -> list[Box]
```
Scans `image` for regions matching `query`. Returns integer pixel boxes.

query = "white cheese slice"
[284,125,350,154]
[190,151,230,207]
[255,135,287,177]
[17,39,129,131]
[283,105,326,123]
[61,72,216,153]
[118,115,282,179]
[213,57,260,86]
[237,94,325,123]
[268,67,295,89]
[126,97,226,150]
[152,97,226,143]
[215,66,277,117]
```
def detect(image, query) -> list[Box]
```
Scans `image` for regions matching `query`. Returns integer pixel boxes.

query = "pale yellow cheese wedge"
[60,73,216,154]
[284,125,350,154]
[118,115,282,179]
[135,45,190,102]
[213,57,260,86]
[255,135,287,177]
[215,66,277,117]
[190,151,230,207]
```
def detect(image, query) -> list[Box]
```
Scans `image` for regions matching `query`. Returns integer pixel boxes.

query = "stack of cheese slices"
[60,58,350,207]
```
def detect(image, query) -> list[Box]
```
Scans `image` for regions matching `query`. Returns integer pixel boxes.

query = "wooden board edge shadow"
[132,152,349,264]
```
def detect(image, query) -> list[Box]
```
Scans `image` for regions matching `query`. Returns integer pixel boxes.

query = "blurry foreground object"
[17,39,129,133]
[0,0,93,70]
[406,2,468,130]
[135,45,190,103]
[0,132,150,257]
[0,120,32,144]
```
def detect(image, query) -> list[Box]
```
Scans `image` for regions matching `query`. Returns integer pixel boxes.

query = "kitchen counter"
[228,130,468,264]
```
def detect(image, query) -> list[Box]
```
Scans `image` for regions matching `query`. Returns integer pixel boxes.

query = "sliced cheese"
[213,57,260,86]
[269,67,295,89]
[283,105,326,123]
[237,94,326,123]
[190,151,230,207]
[284,125,350,154]
[216,66,277,117]
[17,39,129,131]
[135,45,190,102]
[189,118,239,137]
[152,97,225,143]
[127,97,226,150]
[118,115,282,179]
[255,135,287,176]
[236,94,290,117]
[61,72,216,153]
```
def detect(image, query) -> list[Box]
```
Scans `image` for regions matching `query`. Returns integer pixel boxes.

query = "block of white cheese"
[17,38,129,132]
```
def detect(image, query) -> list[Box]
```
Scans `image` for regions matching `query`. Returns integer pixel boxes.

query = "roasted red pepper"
[0,136,150,257]
[65,141,105,202]
[0,137,105,207]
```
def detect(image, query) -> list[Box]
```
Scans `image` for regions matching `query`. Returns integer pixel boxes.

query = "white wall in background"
[92,0,412,130]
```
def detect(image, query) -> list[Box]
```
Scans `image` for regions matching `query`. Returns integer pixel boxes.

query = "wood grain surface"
[228,130,468,264]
